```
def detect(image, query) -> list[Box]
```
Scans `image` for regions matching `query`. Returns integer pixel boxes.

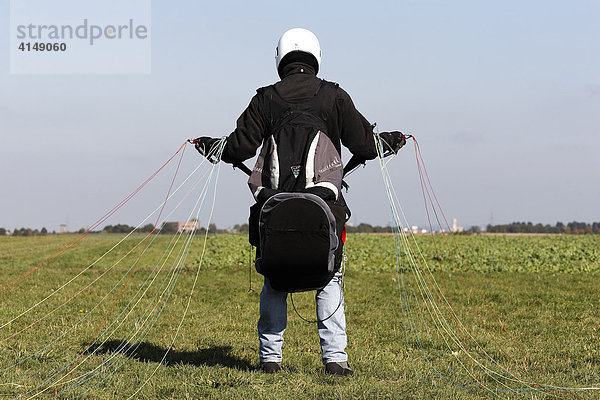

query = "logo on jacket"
[318,157,342,174]
[290,165,302,178]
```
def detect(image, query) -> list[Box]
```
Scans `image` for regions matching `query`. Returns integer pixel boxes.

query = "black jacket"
[221,62,378,165]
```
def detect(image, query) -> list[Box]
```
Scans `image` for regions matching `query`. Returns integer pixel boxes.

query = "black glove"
[192,136,221,163]
[378,131,406,157]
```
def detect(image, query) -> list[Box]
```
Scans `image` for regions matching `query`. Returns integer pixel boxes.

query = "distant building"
[451,218,464,233]
[163,220,200,234]
[59,224,67,234]
[177,220,199,233]
[403,226,428,234]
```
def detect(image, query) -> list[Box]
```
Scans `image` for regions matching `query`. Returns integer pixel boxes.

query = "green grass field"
[0,234,599,399]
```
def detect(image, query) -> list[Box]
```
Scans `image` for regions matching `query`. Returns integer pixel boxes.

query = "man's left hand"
[379,131,406,157]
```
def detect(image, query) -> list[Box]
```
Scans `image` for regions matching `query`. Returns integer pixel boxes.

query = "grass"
[0,234,599,399]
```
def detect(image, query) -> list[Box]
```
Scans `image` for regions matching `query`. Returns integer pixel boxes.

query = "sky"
[1,0,599,232]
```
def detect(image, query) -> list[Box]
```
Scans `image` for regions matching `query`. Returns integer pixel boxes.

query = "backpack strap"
[258,80,340,137]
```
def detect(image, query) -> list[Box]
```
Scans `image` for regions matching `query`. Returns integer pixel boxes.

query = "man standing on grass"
[194,28,405,376]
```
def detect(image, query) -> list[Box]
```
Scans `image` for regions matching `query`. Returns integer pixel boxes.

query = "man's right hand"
[193,136,222,163]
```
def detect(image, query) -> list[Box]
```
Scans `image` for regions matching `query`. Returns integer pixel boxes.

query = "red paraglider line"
[52,143,187,397]
[411,137,577,398]
[0,141,188,295]
[0,164,213,345]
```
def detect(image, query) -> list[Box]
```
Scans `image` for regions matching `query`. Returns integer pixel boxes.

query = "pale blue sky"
[1,0,599,231]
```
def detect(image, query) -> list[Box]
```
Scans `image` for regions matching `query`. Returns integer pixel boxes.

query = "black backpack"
[248,81,347,292]
[255,193,339,292]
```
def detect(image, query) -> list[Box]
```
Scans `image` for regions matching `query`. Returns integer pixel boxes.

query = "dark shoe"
[259,361,281,374]
[325,361,354,377]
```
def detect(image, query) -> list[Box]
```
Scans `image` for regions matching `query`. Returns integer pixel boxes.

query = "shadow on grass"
[85,340,253,370]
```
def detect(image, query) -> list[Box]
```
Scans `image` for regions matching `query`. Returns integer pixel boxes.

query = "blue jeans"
[258,273,347,365]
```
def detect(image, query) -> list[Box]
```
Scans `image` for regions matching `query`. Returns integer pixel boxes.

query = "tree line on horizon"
[486,221,600,234]
[1,222,225,236]
[2,220,599,236]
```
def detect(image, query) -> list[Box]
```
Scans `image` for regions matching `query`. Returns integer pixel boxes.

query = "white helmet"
[275,28,322,75]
